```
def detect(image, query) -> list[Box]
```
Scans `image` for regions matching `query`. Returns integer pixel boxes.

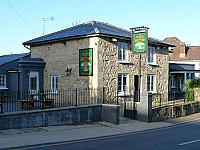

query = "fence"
[152,92,186,108]
[0,88,140,115]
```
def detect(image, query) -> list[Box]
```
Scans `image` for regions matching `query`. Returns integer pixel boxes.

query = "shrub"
[184,78,200,102]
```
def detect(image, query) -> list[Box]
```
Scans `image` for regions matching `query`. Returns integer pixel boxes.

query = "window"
[0,75,6,89]
[51,76,58,92]
[147,74,156,92]
[148,46,156,64]
[118,42,128,62]
[118,74,129,95]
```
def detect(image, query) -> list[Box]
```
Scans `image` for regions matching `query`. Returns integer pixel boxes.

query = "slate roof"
[169,63,195,71]
[0,53,30,66]
[23,21,174,47]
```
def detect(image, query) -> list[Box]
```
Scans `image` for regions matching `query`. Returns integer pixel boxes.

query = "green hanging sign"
[134,32,147,53]
[79,48,93,76]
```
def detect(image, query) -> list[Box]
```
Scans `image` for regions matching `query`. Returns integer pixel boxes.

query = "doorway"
[29,72,39,98]
[134,75,140,102]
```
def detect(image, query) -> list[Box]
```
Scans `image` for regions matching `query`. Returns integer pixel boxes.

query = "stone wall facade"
[151,101,200,122]
[31,37,98,89]
[97,37,169,97]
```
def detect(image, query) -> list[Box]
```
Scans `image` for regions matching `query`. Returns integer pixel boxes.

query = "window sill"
[0,87,8,90]
[147,91,157,94]
[49,91,58,95]
[148,63,158,66]
[118,60,131,64]
[171,86,177,88]
[118,93,131,97]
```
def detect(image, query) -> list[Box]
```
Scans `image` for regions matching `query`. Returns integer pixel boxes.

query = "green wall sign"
[134,32,147,53]
[79,48,93,76]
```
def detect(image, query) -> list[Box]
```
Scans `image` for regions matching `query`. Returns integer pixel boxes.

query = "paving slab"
[40,123,102,131]
[21,128,46,133]
[0,129,25,135]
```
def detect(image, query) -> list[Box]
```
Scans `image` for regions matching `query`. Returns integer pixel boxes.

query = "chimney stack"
[179,41,186,58]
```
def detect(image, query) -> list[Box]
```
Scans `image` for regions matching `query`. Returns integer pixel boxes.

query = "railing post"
[124,88,127,117]
[75,88,78,106]
[0,91,3,114]
[173,91,175,106]
[160,94,162,107]
[102,87,105,104]
[116,87,119,105]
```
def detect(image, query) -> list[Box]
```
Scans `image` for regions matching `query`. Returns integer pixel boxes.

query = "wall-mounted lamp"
[65,68,72,76]
[111,38,117,42]
[157,46,160,51]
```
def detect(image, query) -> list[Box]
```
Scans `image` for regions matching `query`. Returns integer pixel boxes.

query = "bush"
[185,90,194,102]
[184,78,200,102]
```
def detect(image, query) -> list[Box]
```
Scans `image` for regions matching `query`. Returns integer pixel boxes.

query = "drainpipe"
[17,70,20,100]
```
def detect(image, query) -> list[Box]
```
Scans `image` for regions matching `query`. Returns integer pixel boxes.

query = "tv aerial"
[42,16,54,35]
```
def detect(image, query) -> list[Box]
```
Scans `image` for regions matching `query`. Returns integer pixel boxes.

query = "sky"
[0,0,200,56]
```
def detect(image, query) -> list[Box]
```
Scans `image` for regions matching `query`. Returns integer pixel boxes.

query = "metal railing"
[0,88,140,114]
[152,92,186,108]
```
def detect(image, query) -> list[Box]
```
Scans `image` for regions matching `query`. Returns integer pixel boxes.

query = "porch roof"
[169,63,195,71]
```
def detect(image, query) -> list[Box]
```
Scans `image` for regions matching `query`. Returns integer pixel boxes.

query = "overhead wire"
[6,0,37,36]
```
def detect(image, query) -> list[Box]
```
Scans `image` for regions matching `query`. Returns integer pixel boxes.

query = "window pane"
[118,75,122,92]
[148,48,151,62]
[123,49,125,60]
[30,77,37,90]
[118,43,122,60]
[151,76,154,91]
[147,75,150,91]
[123,75,127,92]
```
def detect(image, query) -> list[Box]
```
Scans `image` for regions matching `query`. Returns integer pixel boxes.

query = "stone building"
[23,21,173,99]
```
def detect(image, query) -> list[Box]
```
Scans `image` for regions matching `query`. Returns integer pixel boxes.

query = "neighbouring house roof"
[23,21,174,47]
[0,53,30,66]
[164,37,200,61]
[169,63,195,71]
[184,46,200,60]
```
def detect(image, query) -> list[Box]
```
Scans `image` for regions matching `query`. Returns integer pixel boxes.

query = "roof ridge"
[90,21,100,34]
[0,53,30,66]
[0,52,29,57]
[149,37,166,43]
[93,20,131,33]
[23,21,92,45]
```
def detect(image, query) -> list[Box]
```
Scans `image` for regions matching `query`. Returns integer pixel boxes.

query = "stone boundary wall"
[0,104,119,130]
[151,101,200,122]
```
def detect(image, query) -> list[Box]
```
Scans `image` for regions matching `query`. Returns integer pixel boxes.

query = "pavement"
[1,113,200,150]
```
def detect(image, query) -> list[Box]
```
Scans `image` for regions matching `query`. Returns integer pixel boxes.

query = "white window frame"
[118,74,129,96]
[118,42,128,62]
[148,46,156,64]
[51,76,58,93]
[0,75,7,89]
[147,74,156,93]
[170,76,176,88]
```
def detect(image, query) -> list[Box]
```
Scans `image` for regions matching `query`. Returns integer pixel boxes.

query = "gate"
[123,97,137,119]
